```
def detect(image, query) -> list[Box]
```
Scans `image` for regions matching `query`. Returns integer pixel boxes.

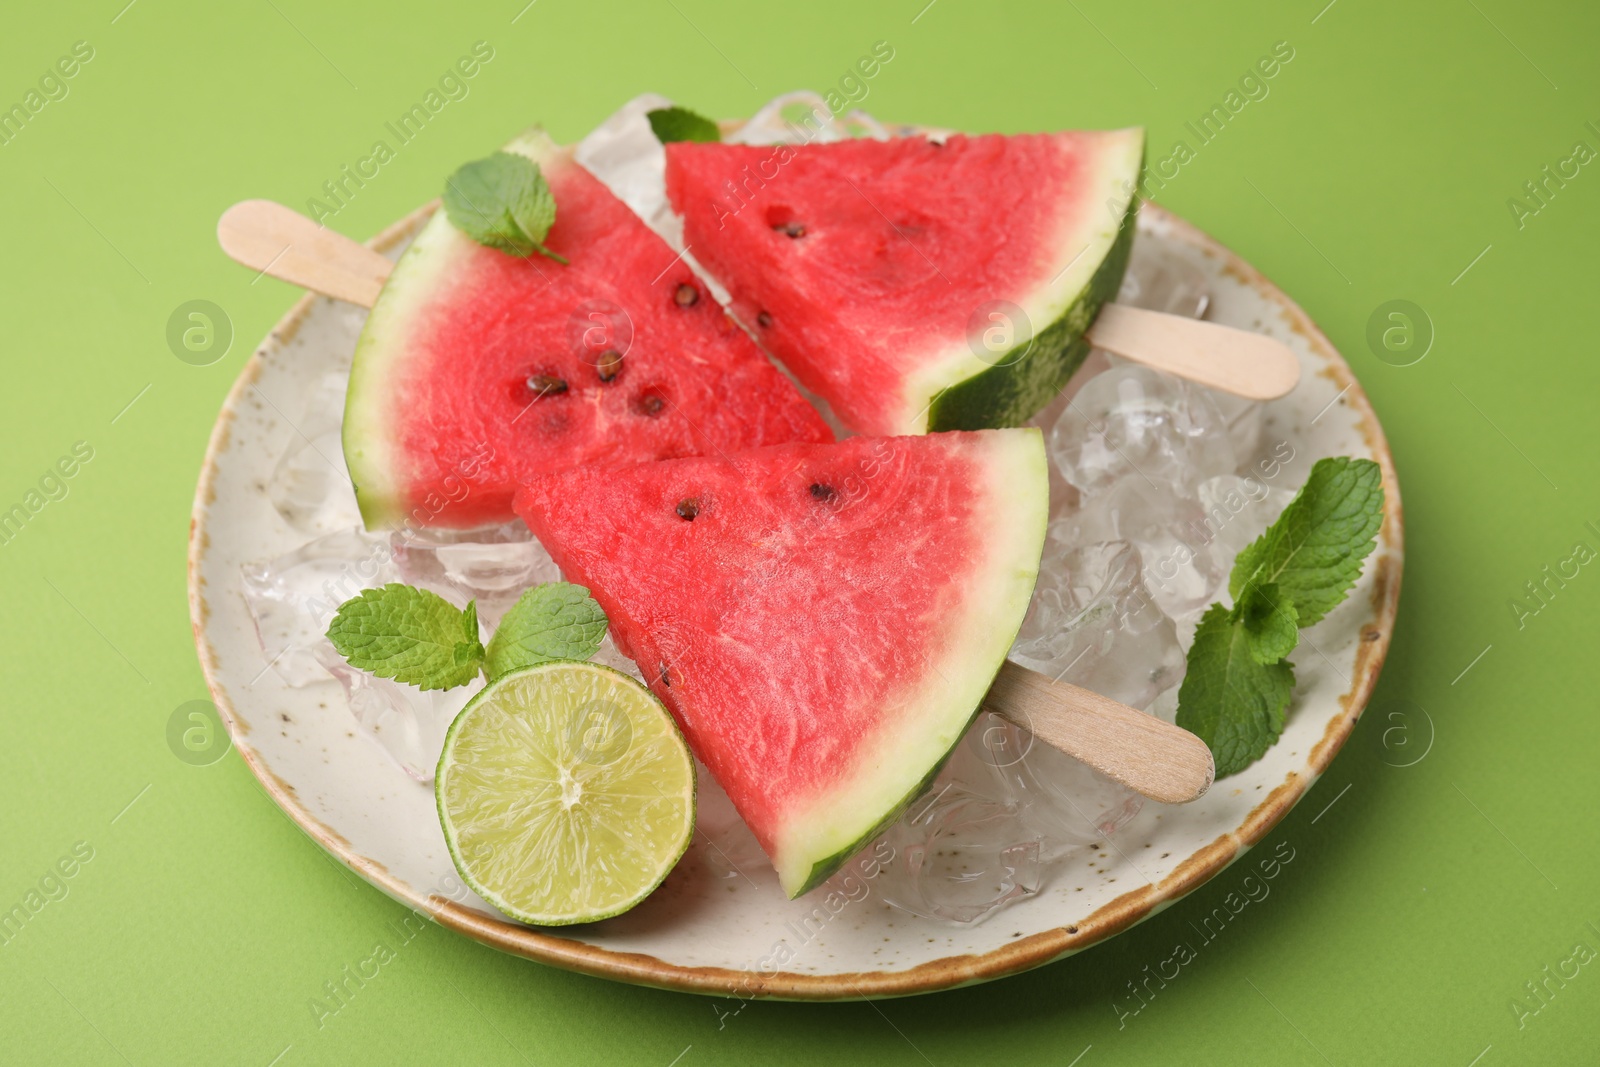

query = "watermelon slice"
[343,130,831,530]
[513,428,1048,897]
[663,129,1145,436]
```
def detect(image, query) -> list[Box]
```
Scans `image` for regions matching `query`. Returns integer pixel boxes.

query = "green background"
[2,0,1596,1062]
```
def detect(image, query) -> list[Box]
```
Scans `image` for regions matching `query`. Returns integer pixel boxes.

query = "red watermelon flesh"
[514,428,1048,897]
[342,129,831,531]
[663,129,1145,436]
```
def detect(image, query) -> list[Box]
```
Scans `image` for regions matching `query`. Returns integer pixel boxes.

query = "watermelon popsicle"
[515,429,1050,898]
[660,124,1304,429]
[662,130,1144,436]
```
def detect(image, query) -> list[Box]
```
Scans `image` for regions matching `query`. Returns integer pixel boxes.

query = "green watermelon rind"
[925,186,1140,432]
[772,428,1051,898]
[435,659,698,927]
[343,129,563,531]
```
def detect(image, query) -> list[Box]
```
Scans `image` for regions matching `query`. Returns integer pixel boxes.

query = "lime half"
[436,660,695,925]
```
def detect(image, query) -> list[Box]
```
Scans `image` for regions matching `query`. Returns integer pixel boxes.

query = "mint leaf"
[326,584,484,691]
[483,582,608,680]
[1176,605,1297,778]
[1234,581,1298,664]
[455,601,482,665]
[1178,455,1385,778]
[1229,457,1384,627]
[647,106,721,144]
[442,152,568,264]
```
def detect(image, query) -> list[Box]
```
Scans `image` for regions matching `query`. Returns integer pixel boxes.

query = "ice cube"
[575,93,680,245]
[958,713,1145,861]
[1196,474,1298,565]
[241,526,517,777]
[1118,243,1211,319]
[1211,389,1263,463]
[1158,476,1300,650]
[589,632,646,683]
[330,663,482,782]
[1049,364,1238,495]
[1011,540,1184,710]
[1084,353,1262,465]
[239,527,401,687]
[268,428,359,535]
[1055,477,1229,618]
[266,369,362,534]
[874,781,1041,924]
[726,90,879,146]
[1131,525,1227,618]
[1143,682,1181,725]
[390,522,561,627]
[871,706,1148,924]
[1244,429,1315,494]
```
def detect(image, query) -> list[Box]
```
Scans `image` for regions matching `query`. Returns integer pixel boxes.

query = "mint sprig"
[326,585,485,691]
[646,106,721,144]
[484,583,607,679]
[325,581,610,691]
[1176,457,1384,777]
[442,152,568,264]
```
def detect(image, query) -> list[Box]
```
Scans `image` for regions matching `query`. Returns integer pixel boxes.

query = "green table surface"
[3,0,1597,1062]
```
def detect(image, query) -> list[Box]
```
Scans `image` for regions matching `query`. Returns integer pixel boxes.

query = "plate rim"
[188,197,1404,1002]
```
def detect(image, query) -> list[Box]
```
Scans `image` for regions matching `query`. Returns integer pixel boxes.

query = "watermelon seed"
[595,349,623,381]
[808,482,836,502]
[756,312,772,328]
[526,374,568,397]
[675,498,700,521]
[658,662,672,687]
[673,283,699,307]
[774,222,806,238]
[636,391,667,417]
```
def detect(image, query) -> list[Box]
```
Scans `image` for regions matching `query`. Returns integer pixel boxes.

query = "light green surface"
[1,0,1596,1062]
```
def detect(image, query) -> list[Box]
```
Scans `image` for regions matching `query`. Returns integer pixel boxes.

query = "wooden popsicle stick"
[217,199,392,308]
[984,661,1213,805]
[216,201,1301,401]
[1087,302,1301,400]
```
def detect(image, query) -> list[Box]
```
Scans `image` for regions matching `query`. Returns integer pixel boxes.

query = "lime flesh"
[436,660,695,925]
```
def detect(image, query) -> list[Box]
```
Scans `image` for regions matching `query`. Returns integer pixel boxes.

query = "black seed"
[674,283,699,307]
[526,374,568,396]
[658,662,672,687]
[757,311,772,328]
[774,222,806,238]
[595,349,623,381]
[637,392,666,417]
[676,497,700,520]
[808,482,835,501]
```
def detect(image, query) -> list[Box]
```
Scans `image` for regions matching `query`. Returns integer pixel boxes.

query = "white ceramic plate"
[188,196,1402,1001]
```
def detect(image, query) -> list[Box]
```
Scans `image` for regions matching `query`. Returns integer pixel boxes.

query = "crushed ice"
[239,94,1305,925]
